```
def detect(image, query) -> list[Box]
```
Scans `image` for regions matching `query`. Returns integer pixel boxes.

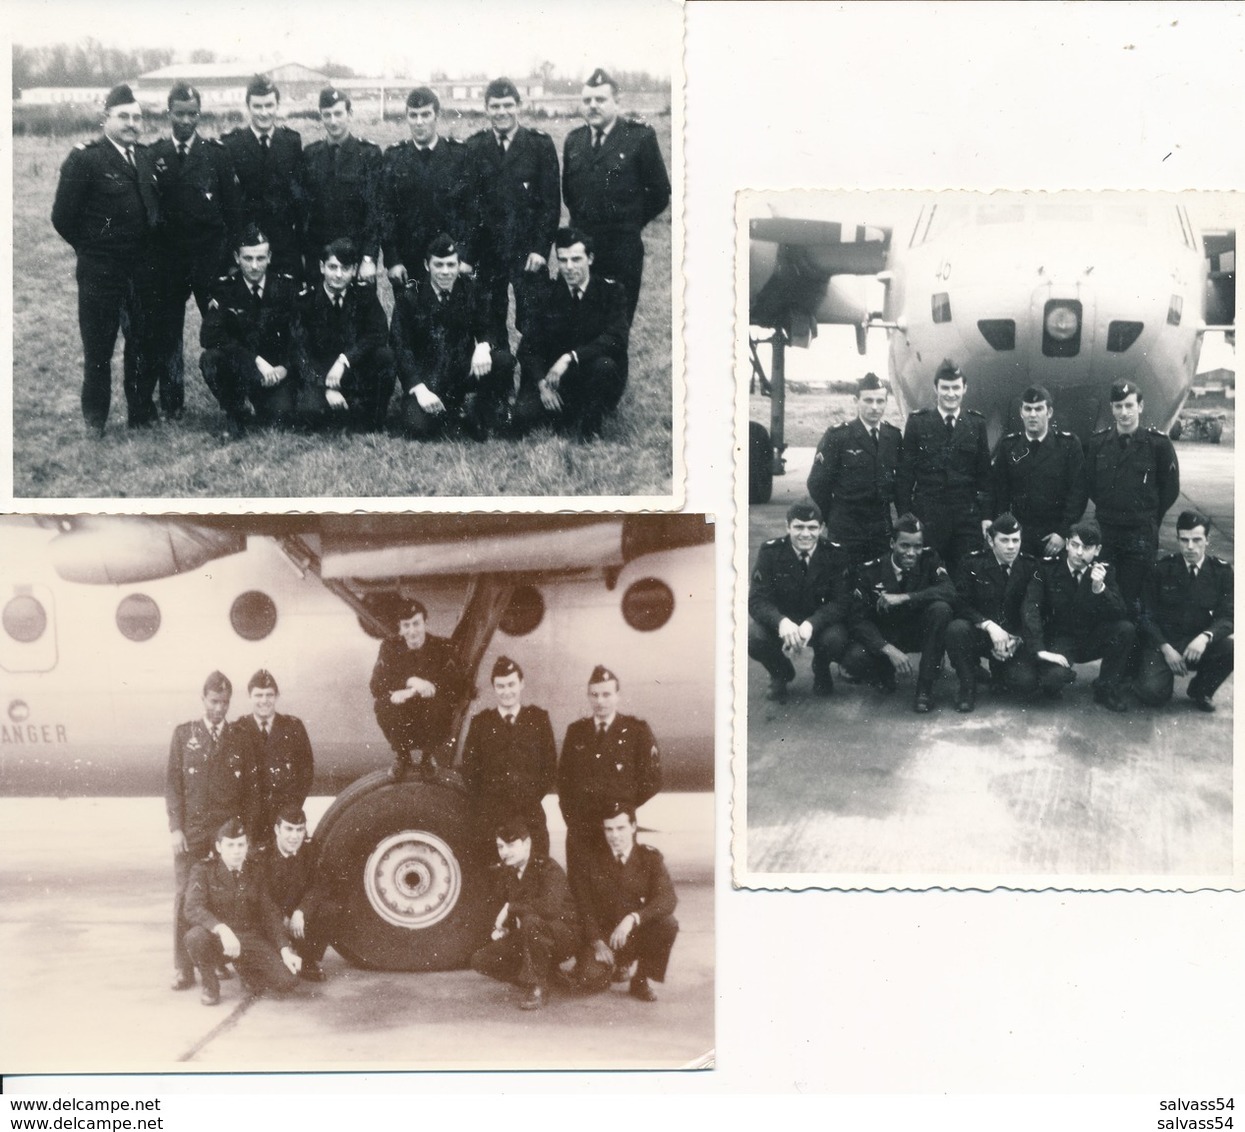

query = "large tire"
[749,420,774,504]
[314,770,495,971]
[1208,418,1223,444]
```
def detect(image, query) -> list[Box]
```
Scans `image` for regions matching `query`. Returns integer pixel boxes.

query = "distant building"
[132,62,330,107]
[18,87,112,107]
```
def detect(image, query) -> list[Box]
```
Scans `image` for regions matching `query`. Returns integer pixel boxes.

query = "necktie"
[505,713,515,725]
[597,721,606,736]
[870,427,879,446]
[260,721,270,739]
[1075,569,1085,584]
[497,136,507,158]
[260,134,270,150]
[799,551,810,573]
[124,147,135,169]
[944,414,955,438]
[249,282,261,307]
[1190,565,1199,580]
[210,724,220,744]
[593,128,604,151]
[616,853,625,865]
[418,146,431,162]
[176,142,187,163]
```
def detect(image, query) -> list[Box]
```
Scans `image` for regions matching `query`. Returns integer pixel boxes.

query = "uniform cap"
[1109,380,1142,402]
[246,75,278,102]
[167,82,201,107]
[589,664,618,686]
[215,816,247,843]
[599,800,636,824]
[495,815,531,843]
[425,232,458,260]
[491,655,522,680]
[247,668,279,693]
[857,372,885,393]
[275,804,307,827]
[105,84,138,111]
[319,87,348,110]
[485,77,521,103]
[585,68,616,89]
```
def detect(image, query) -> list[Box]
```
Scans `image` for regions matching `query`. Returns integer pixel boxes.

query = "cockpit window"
[115,593,160,642]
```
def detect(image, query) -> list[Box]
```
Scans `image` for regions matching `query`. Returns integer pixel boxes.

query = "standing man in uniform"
[748,499,854,702]
[462,656,558,859]
[222,76,303,277]
[292,237,395,431]
[571,804,678,1003]
[1085,381,1180,616]
[51,83,162,436]
[380,88,479,290]
[466,78,561,346]
[896,359,992,577]
[1021,519,1136,712]
[369,599,466,781]
[199,223,301,437]
[233,669,314,844]
[806,372,902,570]
[558,665,661,887]
[562,69,670,325]
[518,227,630,440]
[945,513,1040,712]
[1134,511,1233,712]
[841,513,956,713]
[165,671,254,993]
[300,88,382,286]
[389,233,517,440]
[149,82,243,420]
[991,385,1088,560]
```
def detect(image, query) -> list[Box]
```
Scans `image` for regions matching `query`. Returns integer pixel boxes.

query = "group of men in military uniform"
[752,364,1232,715]
[52,69,669,441]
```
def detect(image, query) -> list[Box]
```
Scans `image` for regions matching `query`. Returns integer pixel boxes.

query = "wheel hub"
[363,830,462,929]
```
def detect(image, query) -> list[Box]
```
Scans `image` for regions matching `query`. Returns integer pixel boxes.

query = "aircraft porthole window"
[230,590,278,641]
[3,594,47,643]
[621,578,675,633]
[115,593,161,642]
[500,585,545,637]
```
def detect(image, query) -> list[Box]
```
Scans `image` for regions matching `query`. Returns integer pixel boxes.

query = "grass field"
[12,114,674,500]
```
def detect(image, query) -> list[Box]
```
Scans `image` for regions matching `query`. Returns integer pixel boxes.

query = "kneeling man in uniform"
[571,804,678,1003]
[183,818,301,1005]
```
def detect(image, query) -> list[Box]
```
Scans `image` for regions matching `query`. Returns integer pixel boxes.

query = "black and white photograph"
[0,512,715,1071]
[8,0,682,504]
[736,188,1238,887]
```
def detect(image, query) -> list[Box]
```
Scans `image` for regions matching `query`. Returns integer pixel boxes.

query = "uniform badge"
[205,192,213,200]
[207,299,219,311]
[616,763,624,771]
[187,736,202,750]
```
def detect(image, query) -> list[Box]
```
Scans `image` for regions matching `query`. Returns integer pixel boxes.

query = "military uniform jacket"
[953,549,1038,634]
[489,855,578,935]
[562,117,670,233]
[991,429,1087,537]
[748,537,853,632]
[221,125,303,246]
[807,417,902,517]
[149,134,243,250]
[368,634,465,711]
[1022,553,1129,650]
[293,283,388,387]
[852,550,956,654]
[185,856,289,947]
[896,408,992,513]
[1085,427,1180,527]
[165,720,254,845]
[518,273,629,372]
[380,137,479,270]
[572,841,677,946]
[51,137,161,259]
[200,270,300,370]
[558,714,661,827]
[389,276,495,398]
[466,126,561,263]
[233,712,314,816]
[1138,553,1233,649]
[462,705,557,808]
[301,134,382,261]
[256,842,325,922]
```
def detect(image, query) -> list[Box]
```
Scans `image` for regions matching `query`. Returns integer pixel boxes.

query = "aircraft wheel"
[749,420,774,504]
[314,771,495,971]
[1169,419,1183,441]
[1208,419,1223,444]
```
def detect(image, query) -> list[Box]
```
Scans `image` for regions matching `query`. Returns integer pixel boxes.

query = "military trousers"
[184,925,299,997]
[842,601,954,693]
[945,620,1039,697]
[1133,635,1234,706]
[583,227,645,324]
[157,240,229,417]
[1098,519,1159,616]
[469,913,576,991]
[826,504,892,570]
[200,348,297,428]
[576,912,679,992]
[1035,622,1137,696]
[477,252,541,348]
[399,350,517,440]
[296,346,396,432]
[747,618,849,682]
[909,499,983,578]
[172,839,212,977]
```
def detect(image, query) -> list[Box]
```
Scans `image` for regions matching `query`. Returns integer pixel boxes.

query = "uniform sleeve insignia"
[74,142,88,150]
[208,298,219,310]
[935,566,949,579]
[813,451,825,464]
[154,157,168,172]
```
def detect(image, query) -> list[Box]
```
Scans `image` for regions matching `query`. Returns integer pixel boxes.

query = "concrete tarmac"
[743,443,1235,883]
[0,794,713,1074]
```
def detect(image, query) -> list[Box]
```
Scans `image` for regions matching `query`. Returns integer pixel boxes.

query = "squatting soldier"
[990,384,1087,560]
[806,372,902,569]
[1134,510,1234,712]
[562,68,670,324]
[380,88,479,288]
[896,359,992,577]
[301,87,382,285]
[466,77,561,346]
[51,83,162,435]
[1085,380,1180,615]
[149,82,243,420]
[222,76,304,277]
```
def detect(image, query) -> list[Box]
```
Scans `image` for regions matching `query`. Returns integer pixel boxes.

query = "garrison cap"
[248,668,279,693]
[105,84,138,111]
[585,68,616,89]
[319,86,348,110]
[215,817,247,842]
[396,598,428,622]
[857,372,885,393]
[1109,380,1142,402]
[425,232,458,260]
[167,82,201,107]
[485,77,521,103]
[495,815,531,843]
[246,75,278,101]
[589,664,619,687]
[599,800,637,824]
[1021,384,1053,406]
[275,804,308,827]
[491,655,522,681]
[989,512,1021,537]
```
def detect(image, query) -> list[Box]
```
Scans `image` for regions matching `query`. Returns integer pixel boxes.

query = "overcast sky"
[7,0,680,81]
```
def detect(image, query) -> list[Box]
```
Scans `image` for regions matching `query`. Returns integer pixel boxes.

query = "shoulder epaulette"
[1002,430,1022,440]
[1210,554,1230,566]
[624,113,650,127]
[278,272,295,281]
[1091,426,1112,436]
[965,408,985,418]
[276,124,298,135]
[861,556,883,567]
[1146,426,1166,436]
[762,536,784,547]
[529,127,550,137]
[913,407,936,415]
[1056,428,1073,438]
[444,136,465,146]
[298,283,312,296]
[207,136,224,146]
[74,141,90,150]
[305,138,325,150]
[881,420,901,431]
[358,137,380,149]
